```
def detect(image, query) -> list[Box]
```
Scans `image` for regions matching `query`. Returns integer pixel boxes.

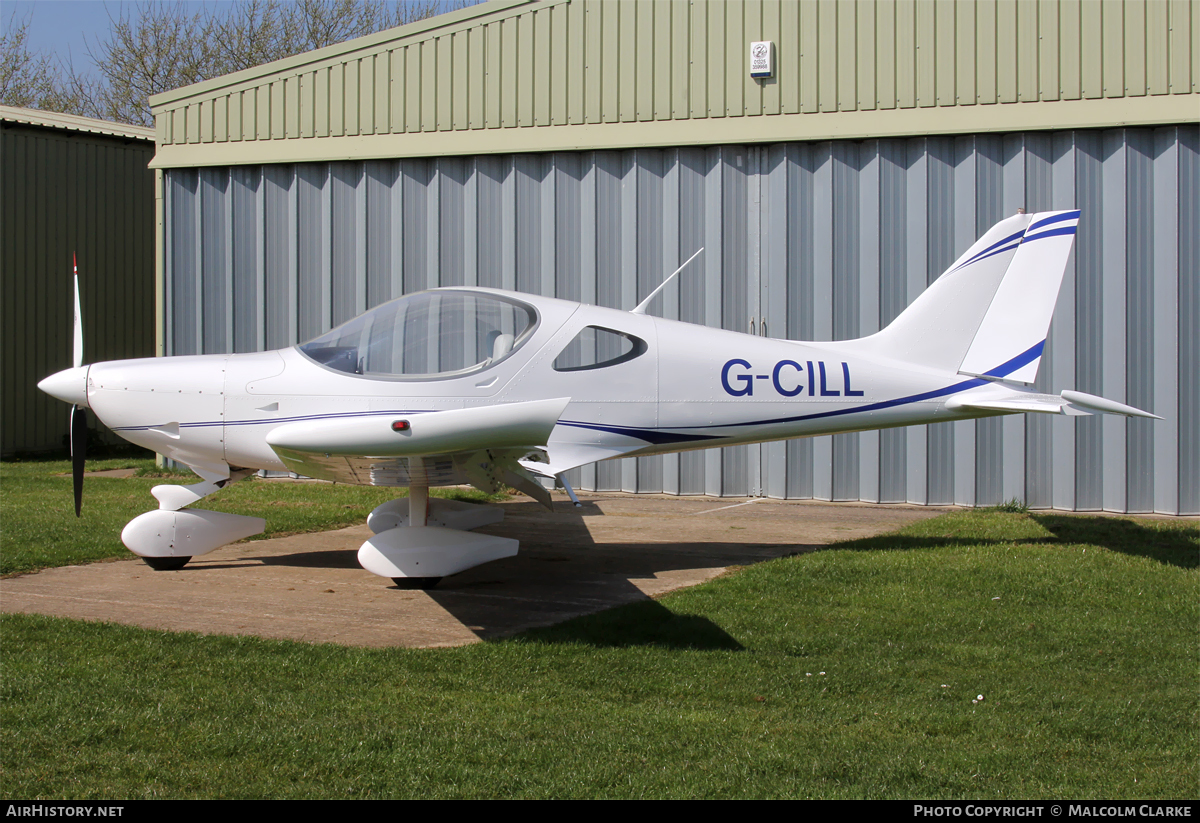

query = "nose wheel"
[391,577,442,590]
[142,556,192,571]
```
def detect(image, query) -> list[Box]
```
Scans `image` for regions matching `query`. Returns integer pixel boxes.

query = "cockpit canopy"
[298,290,538,379]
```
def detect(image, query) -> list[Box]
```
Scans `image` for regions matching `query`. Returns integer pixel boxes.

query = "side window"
[553,326,647,372]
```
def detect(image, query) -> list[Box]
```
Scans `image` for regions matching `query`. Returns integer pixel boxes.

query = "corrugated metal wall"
[2,122,156,455]
[163,125,1199,514]
[153,0,1199,149]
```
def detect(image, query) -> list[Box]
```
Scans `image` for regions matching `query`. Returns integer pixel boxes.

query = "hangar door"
[163,128,1199,514]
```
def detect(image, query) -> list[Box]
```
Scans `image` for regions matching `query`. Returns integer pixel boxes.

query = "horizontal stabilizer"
[946,392,1074,415]
[1061,390,1161,419]
[946,386,1160,419]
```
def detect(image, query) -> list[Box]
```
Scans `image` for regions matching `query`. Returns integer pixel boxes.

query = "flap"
[519,443,641,478]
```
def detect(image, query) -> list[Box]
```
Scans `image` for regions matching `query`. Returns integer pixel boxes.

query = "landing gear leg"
[391,467,441,589]
[408,469,429,528]
[558,473,584,508]
[357,457,519,587]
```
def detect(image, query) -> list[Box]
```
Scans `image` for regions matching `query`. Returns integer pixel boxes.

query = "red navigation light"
[391,420,410,432]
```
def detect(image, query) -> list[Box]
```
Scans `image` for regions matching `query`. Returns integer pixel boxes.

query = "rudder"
[956,210,1080,383]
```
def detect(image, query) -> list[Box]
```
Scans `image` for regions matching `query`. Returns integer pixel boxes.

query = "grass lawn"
[1,458,1196,799]
[0,457,502,576]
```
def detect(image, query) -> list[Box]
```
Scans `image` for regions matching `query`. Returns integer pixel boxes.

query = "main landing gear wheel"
[142,556,191,571]
[391,577,442,590]
[360,462,516,589]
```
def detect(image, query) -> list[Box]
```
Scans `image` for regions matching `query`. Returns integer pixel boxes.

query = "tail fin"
[864,212,1032,373]
[865,210,1078,384]
[956,210,1079,383]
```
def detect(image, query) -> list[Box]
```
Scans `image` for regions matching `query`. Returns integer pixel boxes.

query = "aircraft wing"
[264,398,571,509]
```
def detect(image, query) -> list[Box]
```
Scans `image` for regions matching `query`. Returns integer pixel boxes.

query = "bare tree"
[0,12,84,113]
[4,1,476,126]
[73,2,217,126]
[204,0,449,76]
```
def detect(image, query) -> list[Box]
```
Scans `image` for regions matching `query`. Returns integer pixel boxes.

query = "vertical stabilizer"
[856,212,1033,373]
[956,210,1080,383]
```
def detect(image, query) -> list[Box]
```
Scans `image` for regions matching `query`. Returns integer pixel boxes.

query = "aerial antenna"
[631,248,704,315]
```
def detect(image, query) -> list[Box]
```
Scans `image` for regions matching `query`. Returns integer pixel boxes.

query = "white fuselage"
[43,211,1156,581]
[79,290,987,481]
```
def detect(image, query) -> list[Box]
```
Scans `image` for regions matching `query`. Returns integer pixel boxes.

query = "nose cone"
[38,365,90,408]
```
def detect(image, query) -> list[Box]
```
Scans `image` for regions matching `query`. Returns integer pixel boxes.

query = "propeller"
[69,254,86,516]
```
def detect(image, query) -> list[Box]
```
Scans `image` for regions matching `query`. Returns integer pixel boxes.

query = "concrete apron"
[1,494,945,648]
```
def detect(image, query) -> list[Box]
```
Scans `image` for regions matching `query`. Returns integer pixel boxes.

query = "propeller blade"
[72,253,83,369]
[71,404,87,517]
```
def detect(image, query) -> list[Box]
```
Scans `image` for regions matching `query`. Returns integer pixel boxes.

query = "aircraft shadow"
[237,498,794,647]
[210,502,1192,649]
[196,549,363,571]
[256,549,364,569]
[426,501,777,646]
[492,597,744,651]
[229,499,1195,647]
[1031,513,1197,569]
[812,511,1197,571]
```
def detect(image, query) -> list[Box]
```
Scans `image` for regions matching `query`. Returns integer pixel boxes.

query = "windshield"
[298,291,537,378]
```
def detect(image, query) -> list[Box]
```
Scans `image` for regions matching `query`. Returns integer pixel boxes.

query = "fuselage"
[39,211,1143,582]
[56,287,992,481]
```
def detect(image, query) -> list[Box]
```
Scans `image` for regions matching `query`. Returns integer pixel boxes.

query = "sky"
[3,1,227,81]
[3,1,465,83]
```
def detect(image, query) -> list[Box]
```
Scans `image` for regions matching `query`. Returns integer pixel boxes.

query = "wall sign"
[750,41,774,78]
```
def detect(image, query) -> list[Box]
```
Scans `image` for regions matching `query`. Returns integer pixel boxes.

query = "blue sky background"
[4,1,225,81]
[4,1,464,83]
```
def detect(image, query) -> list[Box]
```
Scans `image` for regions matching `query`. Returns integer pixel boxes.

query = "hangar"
[147,0,1198,515]
[2,106,155,455]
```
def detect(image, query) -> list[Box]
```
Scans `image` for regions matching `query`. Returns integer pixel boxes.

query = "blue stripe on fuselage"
[558,339,1047,445]
[115,341,1049,450]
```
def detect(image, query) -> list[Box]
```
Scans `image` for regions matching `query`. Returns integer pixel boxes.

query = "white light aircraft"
[39,210,1158,587]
